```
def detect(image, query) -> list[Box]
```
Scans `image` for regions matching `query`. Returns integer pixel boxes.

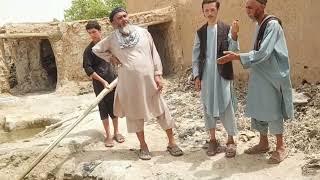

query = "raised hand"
[231,20,239,40]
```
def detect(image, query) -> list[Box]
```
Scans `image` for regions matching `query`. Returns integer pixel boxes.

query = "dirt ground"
[0,73,319,180]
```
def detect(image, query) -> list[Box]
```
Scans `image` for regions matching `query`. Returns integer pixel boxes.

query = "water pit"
[0,127,44,144]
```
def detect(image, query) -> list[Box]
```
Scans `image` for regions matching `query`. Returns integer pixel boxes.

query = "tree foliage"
[64,0,125,21]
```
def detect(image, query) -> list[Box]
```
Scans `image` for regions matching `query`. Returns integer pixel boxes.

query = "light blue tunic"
[240,20,294,121]
[192,24,239,117]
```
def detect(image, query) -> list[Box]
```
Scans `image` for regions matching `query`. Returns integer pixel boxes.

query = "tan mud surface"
[0,75,319,180]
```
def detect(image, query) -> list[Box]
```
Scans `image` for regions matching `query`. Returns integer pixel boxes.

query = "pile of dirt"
[286,83,320,154]
[1,72,320,179]
[302,157,320,176]
[163,74,207,149]
[169,70,320,155]
[163,71,252,149]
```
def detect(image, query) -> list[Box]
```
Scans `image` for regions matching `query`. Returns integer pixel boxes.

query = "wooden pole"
[38,109,99,137]
[17,78,118,180]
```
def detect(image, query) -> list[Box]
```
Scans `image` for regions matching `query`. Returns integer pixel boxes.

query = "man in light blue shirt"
[192,0,240,158]
[218,0,294,164]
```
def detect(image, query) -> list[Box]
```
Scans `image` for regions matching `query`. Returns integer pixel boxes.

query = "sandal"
[113,134,125,143]
[104,138,114,148]
[207,140,221,156]
[225,143,237,158]
[244,145,270,154]
[268,150,288,164]
[138,149,152,160]
[167,145,184,157]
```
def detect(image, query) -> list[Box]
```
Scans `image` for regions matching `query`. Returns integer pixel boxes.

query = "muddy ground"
[0,73,319,180]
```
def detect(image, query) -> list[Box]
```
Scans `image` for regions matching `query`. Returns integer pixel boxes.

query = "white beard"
[115,24,140,49]
[119,25,131,36]
[251,18,257,23]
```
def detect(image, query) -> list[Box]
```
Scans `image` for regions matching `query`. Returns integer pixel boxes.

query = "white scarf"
[115,25,140,49]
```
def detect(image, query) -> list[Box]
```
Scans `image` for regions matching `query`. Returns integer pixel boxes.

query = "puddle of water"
[0,97,17,104]
[0,127,44,144]
[0,97,18,109]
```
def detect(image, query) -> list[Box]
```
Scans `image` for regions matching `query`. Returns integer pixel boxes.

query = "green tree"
[64,0,125,21]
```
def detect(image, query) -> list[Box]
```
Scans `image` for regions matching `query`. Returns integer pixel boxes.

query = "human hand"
[194,77,201,92]
[154,75,163,91]
[217,51,240,64]
[110,55,122,67]
[231,20,239,40]
[103,80,110,89]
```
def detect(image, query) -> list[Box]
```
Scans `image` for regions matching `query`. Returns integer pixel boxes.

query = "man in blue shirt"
[192,0,240,158]
[218,0,294,164]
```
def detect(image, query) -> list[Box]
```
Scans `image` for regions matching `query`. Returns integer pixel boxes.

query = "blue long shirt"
[239,20,294,121]
[192,24,239,117]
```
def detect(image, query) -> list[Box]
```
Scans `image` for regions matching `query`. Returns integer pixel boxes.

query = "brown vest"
[197,21,234,80]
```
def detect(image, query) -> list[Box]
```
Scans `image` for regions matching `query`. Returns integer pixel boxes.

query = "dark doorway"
[40,39,57,90]
[148,23,173,76]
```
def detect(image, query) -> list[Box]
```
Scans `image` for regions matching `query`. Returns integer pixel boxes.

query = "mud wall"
[0,40,10,93]
[0,7,180,94]
[0,22,102,94]
[7,39,55,93]
[126,0,320,85]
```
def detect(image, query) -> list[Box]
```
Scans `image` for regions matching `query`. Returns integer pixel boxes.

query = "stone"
[293,90,310,105]
[4,120,16,132]
[39,173,48,180]
[0,115,5,129]
[301,158,320,176]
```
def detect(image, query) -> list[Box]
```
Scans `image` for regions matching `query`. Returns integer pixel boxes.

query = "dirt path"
[0,116,314,180]
[0,76,319,180]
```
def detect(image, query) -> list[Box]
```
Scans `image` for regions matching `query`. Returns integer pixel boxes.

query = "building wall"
[0,40,10,93]
[126,0,320,85]
[0,7,178,94]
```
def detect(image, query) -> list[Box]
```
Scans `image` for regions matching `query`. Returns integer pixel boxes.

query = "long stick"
[17,78,118,180]
[38,109,99,137]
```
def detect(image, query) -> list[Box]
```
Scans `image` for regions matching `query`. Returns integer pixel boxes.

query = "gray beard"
[119,25,131,36]
[249,16,257,23]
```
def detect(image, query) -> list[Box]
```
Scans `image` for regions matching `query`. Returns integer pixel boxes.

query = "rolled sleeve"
[84,66,94,77]
[239,52,253,69]
[83,49,95,77]
[228,30,240,52]
[154,70,162,76]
